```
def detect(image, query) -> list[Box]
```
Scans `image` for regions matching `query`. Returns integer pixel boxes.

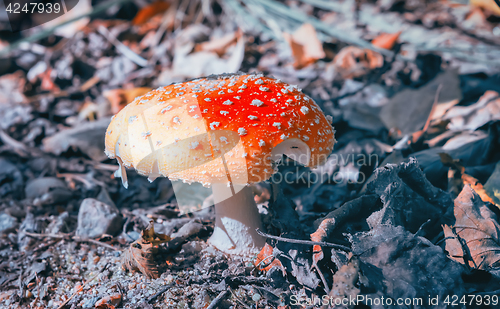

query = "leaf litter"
[1,0,500,308]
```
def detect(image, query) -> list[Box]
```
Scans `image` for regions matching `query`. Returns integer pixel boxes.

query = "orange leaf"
[103,87,152,114]
[470,0,500,16]
[255,243,283,272]
[462,174,498,206]
[372,31,402,50]
[284,23,325,69]
[195,32,239,57]
[132,1,170,25]
[95,293,122,309]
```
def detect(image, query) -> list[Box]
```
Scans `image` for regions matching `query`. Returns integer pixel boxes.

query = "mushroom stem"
[208,183,266,256]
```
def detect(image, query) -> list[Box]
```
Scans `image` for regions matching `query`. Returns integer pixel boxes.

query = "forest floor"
[1,0,500,308]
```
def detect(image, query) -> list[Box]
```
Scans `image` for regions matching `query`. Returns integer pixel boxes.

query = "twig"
[97,26,148,67]
[313,264,330,295]
[24,232,120,251]
[228,287,252,309]
[256,229,350,251]
[206,290,229,309]
[56,263,110,309]
[147,284,173,304]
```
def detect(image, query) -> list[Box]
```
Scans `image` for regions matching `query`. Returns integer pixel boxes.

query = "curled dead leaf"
[333,46,383,79]
[122,220,170,278]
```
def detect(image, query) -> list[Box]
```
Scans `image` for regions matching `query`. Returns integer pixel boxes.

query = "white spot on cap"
[259,86,269,92]
[189,141,199,149]
[280,134,288,140]
[220,111,229,116]
[173,117,181,124]
[255,79,264,84]
[161,105,173,113]
[242,153,248,157]
[239,84,247,89]
[280,112,286,117]
[270,98,277,103]
[238,128,247,136]
[259,139,265,146]
[248,115,258,120]
[300,106,310,115]
[128,116,137,123]
[326,115,333,124]
[251,99,264,107]
[302,136,309,141]
[235,96,241,100]
[210,122,220,130]
[204,98,211,102]
[223,100,233,105]
[220,136,228,144]
[273,122,281,129]
[142,131,152,139]
[156,140,162,146]
[218,91,225,95]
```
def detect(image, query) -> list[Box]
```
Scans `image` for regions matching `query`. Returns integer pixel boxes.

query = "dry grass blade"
[247,0,394,57]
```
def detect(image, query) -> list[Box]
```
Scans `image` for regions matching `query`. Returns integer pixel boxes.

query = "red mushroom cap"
[105,73,335,187]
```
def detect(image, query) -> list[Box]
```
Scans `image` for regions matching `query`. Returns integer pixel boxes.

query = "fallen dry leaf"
[103,87,152,114]
[328,254,360,309]
[461,174,498,207]
[443,185,500,276]
[132,0,171,25]
[333,46,383,79]
[371,31,402,50]
[284,23,325,69]
[95,293,122,309]
[470,0,500,16]
[42,118,111,161]
[195,31,239,57]
[255,243,284,272]
[443,90,500,131]
[122,221,170,278]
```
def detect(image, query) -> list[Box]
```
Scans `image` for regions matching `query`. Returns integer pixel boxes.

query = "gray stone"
[0,213,17,234]
[76,198,123,238]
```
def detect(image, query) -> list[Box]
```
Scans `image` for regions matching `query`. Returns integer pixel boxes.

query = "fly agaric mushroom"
[104,73,335,256]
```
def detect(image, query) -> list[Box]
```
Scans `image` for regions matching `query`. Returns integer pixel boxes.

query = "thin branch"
[147,284,174,304]
[97,26,148,67]
[256,229,350,251]
[24,232,120,251]
[206,290,229,309]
